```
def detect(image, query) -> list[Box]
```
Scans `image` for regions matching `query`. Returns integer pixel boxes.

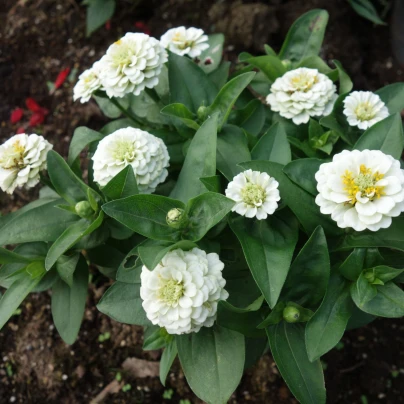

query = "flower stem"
[109,97,144,127]
[144,87,161,104]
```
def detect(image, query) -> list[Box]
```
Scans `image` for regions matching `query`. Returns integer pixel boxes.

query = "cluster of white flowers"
[160,26,209,58]
[315,149,404,232]
[0,134,53,194]
[140,248,228,334]
[225,169,280,220]
[343,91,389,130]
[266,67,337,125]
[92,127,169,193]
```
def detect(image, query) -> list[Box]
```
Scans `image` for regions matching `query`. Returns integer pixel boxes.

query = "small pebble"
[62,374,68,381]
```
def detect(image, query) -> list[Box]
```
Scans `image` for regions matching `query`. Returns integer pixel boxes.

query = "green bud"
[364,270,376,283]
[281,59,292,69]
[283,306,300,323]
[166,208,187,229]
[75,201,94,219]
[197,105,208,121]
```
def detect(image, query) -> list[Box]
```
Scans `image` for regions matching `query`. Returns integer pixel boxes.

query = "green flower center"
[241,183,266,206]
[112,140,136,162]
[111,40,134,67]
[354,102,376,121]
[290,73,317,92]
[159,279,184,306]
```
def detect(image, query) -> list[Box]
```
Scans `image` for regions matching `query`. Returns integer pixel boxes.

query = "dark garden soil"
[0,0,403,403]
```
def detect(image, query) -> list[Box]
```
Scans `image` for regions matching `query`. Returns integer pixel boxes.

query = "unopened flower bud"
[75,201,94,219]
[281,59,292,69]
[364,271,375,283]
[283,306,300,323]
[166,208,187,229]
[197,105,208,121]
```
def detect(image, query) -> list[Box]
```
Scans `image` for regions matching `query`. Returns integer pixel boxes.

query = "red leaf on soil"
[26,97,42,112]
[54,67,71,89]
[29,112,46,127]
[10,108,24,124]
[16,127,25,134]
[105,20,111,30]
[134,21,151,35]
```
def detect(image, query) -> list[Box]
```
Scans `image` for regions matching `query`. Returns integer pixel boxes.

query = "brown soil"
[0,0,403,403]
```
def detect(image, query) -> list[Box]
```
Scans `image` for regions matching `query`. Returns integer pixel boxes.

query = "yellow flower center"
[111,140,136,162]
[111,41,134,68]
[241,183,266,206]
[342,164,385,204]
[355,102,376,121]
[290,72,318,92]
[158,279,184,306]
[0,140,26,169]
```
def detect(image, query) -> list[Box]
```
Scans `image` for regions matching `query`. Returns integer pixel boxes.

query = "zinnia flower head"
[73,61,103,103]
[98,33,167,98]
[266,67,337,125]
[0,133,53,194]
[343,91,389,130]
[92,127,169,193]
[160,26,209,58]
[225,169,280,220]
[315,149,404,232]
[140,248,229,334]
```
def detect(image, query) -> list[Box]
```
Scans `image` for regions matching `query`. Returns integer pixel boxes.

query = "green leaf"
[297,55,334,75]
[207,72,255,129]
[143,326,171,350]
[281,226,330,308]
[305,273,354,361]
[351,281,404,318]
[220,295,264,314]
[85,0,115,36]
[176,326,245,404]
[170,115,217,203]
[268,322,326,404]
[333,60,353,94]
[258,302,285,328]
[229,99,266,136]
[68,126,103,166]
[0,270,43,330]
[376,83,404,114]
[208,61,230,89]
[200,175,221,193]
[168,52,217,113]
[56,254,80,287]
[160,339,178,386]
[229,210,298,308]
[251,122,291,165]
[217,125,251,181]
[197,33,225,74]
[116,247,143,284]
[350,272,378,306]
[101,165,139,200]
[244,55,286,82]
[371,265,404,283]
[279,9,329,62]
[283,158,323,197]
[51,255,88,344]
[0,199,78,246]
[160,103,200,131]
[97,281,151,325]
[0,247,32,265]
[338,248,366,281]
[348,0,386,25]
[354,113,404,159]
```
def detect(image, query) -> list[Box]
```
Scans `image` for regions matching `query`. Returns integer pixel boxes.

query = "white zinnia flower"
[0,133,53,194]
[92,127,169,193]
[98,33,167,98]
[160,26,209,58]
[343,91,389,130]
[73,61,103,103]
[140,248,229,334]
[315,149,404,232]
[225,169,280,220]
[266,68,337,125]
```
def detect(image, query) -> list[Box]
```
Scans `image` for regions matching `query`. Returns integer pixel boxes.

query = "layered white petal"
[73,61,103,103]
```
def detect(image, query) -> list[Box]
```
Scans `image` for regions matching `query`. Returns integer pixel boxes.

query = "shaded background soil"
[0,0,403,403]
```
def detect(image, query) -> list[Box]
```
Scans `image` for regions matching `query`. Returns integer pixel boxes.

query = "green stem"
[109,97,144,127]
[144,87,162,104]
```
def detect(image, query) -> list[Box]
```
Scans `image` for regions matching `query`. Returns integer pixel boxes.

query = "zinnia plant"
[1,9,404,404]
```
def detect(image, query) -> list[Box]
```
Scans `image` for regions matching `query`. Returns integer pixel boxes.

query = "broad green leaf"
[51,255,88,344]
[0,270,44,330]
[350,273,377,307]
[207,72,255,129]
[338,248,366,281]
[229,99,266,136]
[220,295,264,314]
[229,209,298,308]
[143,326,171,350]
[376,83,404,114]
[281,226,330,308]
[160,339,178,386]
[0,247,31,265]
[56,254,80,287]
[68,126,103,166]
[245,55,286,82]
[268,322,326,404]
[170,115,217,203]
[177,326,245,404]
[100,118,133,136]
[371,265,404,283]
[239,161,343,236]
[0,199,78,246]
[102,195,184,242]
[197,33,225,74]
[305,273,354,361]
[160,103,200,131]
[297,55,334,75]
[101,165,139,200]
[94,94,125,118]
[354,113,404,159]
[258,302,285,328]
[348,0,386,25]
[351,281,404,318]
[217,125,251,181]
[251,122,291,165]
[97,281,151,325]
[168,52,217,113]
[208,61,230,89]
[116,247,143,284]
[279,9,329,62]
[333,60,353,94]
[283,158,322,196]
[200,175,221,193]
[85,0,115,36]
